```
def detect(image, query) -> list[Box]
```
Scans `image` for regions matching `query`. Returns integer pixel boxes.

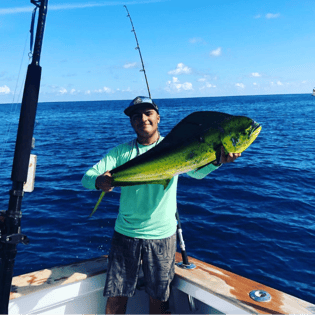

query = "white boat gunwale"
[9,252,315,314]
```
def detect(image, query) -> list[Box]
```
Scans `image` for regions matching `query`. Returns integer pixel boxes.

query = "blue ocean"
[0,94,314,304]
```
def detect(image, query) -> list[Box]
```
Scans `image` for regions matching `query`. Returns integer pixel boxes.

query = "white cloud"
[166,77,193,92]
[182,82,193,90]
[0,6,31,15]
[103,86,112,93]
[270,81,283,86]
[122,87,132,92]
[0,85,10,94]
[210,47,222,57]
[0,1,164,15]
[205,83,216,88]
[124,62,137,69]
[94,86,113,94]
[251,72,261,77]
[235,83,245,89]
[198,78,206,82]
[253,82,257,86]
[189,37,204,44]
[266,13,280,19]
[59,88,67,95]
[168,63,192,75]
[200,82,216,90]
[254,13,280,19]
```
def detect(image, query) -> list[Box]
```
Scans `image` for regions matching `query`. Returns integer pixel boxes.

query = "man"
[81,96,241,314]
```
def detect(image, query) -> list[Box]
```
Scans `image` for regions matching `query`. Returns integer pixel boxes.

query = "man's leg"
[149,296,169,314]
[104,232,141,313]
[142,234,176,314]
[106,296,128,314]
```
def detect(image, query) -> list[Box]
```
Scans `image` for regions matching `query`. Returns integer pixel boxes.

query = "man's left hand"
[219,146,241,164]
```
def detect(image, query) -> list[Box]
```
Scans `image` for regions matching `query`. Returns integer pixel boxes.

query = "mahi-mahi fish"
[90,111,261,216]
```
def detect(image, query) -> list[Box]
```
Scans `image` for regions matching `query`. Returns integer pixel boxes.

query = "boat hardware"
[175,210,196,270]
[188,294,198,312]
[24,154,37,192]
[249,290,271,302]
[0,1,48,313]
[0,232,29,246]
[175,209,197,312]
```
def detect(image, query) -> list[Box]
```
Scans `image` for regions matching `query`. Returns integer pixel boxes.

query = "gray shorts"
[104,231,176,301]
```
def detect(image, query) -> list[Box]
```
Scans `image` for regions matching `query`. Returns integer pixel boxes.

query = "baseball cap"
[124,96,159,117]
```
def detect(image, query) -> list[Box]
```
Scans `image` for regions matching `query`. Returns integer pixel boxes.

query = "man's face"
[130,107,160,139]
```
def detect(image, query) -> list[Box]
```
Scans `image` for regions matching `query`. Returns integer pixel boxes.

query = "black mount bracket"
[0,212,29,246]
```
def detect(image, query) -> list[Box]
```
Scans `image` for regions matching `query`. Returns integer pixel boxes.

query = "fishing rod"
[124,5,195,270]
[124,5,151,98]
[0,1,48,313]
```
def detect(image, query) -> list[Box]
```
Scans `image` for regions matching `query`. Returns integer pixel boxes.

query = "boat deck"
[9,253,315,314]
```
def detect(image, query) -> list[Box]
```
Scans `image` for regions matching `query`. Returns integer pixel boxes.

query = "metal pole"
[0,1,48,313]
[176,209,196,269]
[175,209,197,312]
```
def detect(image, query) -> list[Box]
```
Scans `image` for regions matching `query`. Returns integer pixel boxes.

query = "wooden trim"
[175,252,315,314]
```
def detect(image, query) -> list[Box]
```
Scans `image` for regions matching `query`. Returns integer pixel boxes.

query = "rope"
[30,6,38,56]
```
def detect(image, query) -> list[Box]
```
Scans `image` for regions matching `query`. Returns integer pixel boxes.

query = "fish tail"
[89,191,106,217]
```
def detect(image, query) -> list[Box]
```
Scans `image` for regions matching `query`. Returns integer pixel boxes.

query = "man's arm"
[187,146,241,180]
[81,149,118,191]
[95,171,114,192]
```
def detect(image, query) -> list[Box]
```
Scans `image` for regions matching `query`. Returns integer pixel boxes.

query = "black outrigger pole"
[0,1,48,313]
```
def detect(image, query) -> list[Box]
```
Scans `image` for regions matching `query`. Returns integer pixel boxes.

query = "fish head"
[220,116,262,153]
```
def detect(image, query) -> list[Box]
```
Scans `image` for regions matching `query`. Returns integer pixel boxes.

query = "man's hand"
[95,171,114,192]
[218,146,241,164]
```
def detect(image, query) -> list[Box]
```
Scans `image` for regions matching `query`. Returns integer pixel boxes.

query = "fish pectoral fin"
[89,191,106,217]
[162,178,172,190]
[195,160,217,171]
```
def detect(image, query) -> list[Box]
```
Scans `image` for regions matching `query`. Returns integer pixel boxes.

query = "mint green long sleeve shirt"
[81,136,220,239]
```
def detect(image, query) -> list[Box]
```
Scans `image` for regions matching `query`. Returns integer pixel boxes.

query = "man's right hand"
[95,171,114,192]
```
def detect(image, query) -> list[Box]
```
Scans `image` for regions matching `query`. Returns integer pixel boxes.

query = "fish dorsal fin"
[161,111,231,146]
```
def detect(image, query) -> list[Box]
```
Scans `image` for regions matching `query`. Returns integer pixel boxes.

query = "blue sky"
[1,0,314,103]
